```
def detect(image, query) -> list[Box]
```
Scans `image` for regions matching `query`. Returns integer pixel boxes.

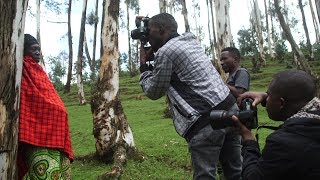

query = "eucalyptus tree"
[251,0,266,66]
[0,0,27,179]
[298,0,314,60]
[264,0,275,58]
[315,0,320,24]
[76,0,88,105]
[274,0,320,96]
[91,0,136,178]
[181,0,190,32]
[309,0,320,43]
[125,0,139,77]
[159,0,167,13]
[64,0,73,93]
[214,0,231,80]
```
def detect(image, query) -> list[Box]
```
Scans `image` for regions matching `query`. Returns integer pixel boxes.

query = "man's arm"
[139,48,173,100]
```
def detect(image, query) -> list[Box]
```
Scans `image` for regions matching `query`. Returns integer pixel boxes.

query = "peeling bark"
[92,0,138,178]
[0,0,27,179]
[214,0,230,80]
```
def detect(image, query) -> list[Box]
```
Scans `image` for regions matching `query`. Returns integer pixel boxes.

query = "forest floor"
[59,58,320,179]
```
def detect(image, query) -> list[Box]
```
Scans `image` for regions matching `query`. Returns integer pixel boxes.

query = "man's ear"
[279,97,286,110]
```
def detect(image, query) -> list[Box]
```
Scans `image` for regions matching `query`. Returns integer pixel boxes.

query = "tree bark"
[77,0,88,105]
[264,0,275,58]
[209,0,218,66]
[309,0,320,43]
[64,0,73,93]
[315,0,320,25]
[92,0,136,178]
[181,0,190,32]
[299,0,314,60]
[0,0,27,179]
[252,0,266,66]
[159,0,167,13]
[92,0,99,81]
[214,0,230,80]
[126,0,133,77]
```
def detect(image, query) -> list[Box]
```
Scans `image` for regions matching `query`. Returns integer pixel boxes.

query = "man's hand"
[140,43,154,65]
[237,91,268,107]
[232,115,255,141]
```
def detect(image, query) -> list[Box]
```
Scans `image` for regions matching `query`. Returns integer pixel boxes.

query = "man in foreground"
[138,13,242,180]
[18,34,74,179]
[234,69,320,179]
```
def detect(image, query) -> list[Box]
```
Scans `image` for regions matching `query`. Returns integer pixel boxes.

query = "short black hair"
[149,13,178,33]
[270,70,315,103]
[221,47,241,60]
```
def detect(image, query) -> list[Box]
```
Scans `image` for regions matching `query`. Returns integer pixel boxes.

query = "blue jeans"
[188,124,242,180]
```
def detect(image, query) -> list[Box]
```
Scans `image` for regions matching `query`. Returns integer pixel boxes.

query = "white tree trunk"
[214,0,230,80]
[0,0,27,179]
[181,0,190,32]
[159,0,167,13]
[92,0,136,178]
[309,0,320,43]
[77,0,88,105]
[264,0,274,58]
[253,0,266,66]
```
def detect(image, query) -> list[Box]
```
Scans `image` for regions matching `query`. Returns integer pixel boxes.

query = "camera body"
[131,17,149,44]
[209,98,258,129]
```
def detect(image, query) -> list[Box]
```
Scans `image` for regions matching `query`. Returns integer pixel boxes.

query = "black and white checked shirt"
[140,32,230,136]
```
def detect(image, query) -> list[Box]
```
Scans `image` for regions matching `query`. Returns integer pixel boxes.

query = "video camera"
[131,17,150,44]
[209,98,258,129]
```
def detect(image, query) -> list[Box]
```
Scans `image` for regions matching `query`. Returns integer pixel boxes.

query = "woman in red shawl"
[18,34,74,180]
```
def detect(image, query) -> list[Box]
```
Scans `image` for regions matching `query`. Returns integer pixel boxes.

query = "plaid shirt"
[140,33,229,136]
[19,56,74,160]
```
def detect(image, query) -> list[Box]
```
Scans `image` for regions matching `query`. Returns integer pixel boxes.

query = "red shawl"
[19,56,74,160]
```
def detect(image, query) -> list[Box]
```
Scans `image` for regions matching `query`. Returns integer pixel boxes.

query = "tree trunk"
[299,0,314,60]
[209,0,218,66]
[310,0,320,43]
[253,0,266,66]
[269,0,277,46]
[181,0,190,32]
[84,32,93,77]
[92,0,99,81]
[315,0,320,25]
[77,0,88,105]
[264,0,275,58]
[126,1,133,77]
[36,0,46,68]
[64,0,73,93]
[0,0,27,179]
[159,0,167,13]
[214,0,230,80]
[274,0,320,96]
[91,0,136,178]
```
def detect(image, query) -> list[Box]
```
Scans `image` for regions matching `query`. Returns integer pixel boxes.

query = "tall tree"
[298,0,314,60]
[92,0,99,78]
[64,0,73,93]
[181,0,190,32]
[77,0,88,105]
[159,0,167,13]
[91,0,136,178]
[309,0,320,43]
[274,0,320,96]
[0,0,27,179]
[315,0,320,24]
[208,0,218,66]
[252,0,266,66]
[264,0,275,58]
[214,0,230,80]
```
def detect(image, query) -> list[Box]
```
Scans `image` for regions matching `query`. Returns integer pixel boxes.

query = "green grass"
[62,58,319,179]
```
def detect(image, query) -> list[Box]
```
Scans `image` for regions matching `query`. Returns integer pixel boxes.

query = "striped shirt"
[140,32,230,136]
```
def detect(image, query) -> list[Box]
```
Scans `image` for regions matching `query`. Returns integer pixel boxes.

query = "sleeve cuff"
[140,64,149,73]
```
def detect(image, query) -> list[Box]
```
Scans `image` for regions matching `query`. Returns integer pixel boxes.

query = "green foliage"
[47,51,67,91]
[274,39,288,63]
[237,28,257,56]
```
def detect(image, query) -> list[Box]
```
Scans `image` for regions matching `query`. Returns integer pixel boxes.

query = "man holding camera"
[138,13,242,180]
[233,69,320,179]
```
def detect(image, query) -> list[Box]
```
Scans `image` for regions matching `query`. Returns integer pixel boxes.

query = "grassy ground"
[61,58,317,179]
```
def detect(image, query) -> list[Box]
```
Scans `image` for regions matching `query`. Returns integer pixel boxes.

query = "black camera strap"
[255,125,279,144]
